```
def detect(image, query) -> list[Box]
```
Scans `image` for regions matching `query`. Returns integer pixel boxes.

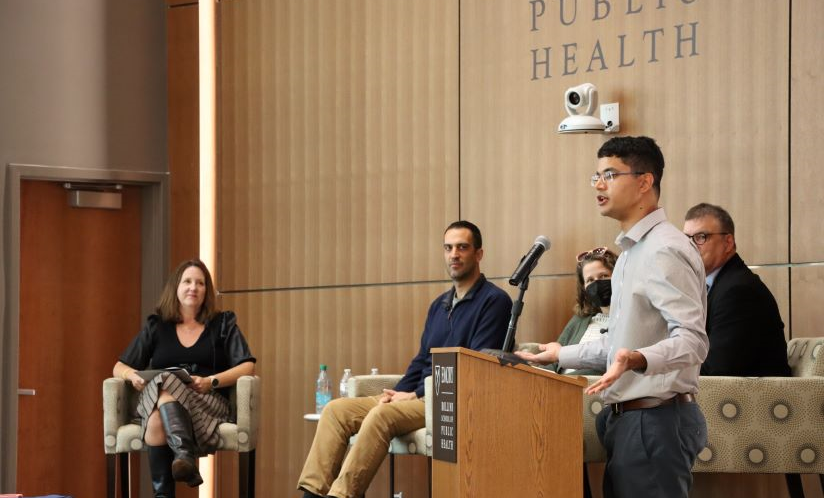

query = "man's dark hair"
[685,202,736,236]
[597,136,665,195]
[445,220,483,249]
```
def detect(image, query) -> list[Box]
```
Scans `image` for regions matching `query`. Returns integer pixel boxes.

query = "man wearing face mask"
[542,247,618,375]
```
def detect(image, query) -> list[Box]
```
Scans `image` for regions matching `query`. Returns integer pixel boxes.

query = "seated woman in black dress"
[113,259,256,497]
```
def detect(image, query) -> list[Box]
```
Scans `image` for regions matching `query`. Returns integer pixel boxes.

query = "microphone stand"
[502,276,529,353]
[482,276,531,366]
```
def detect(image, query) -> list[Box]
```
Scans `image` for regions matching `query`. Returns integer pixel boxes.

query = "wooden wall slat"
[218,0,459,291]
[790,0,824,263]
[167,3,199,267]
[790,265,824,339]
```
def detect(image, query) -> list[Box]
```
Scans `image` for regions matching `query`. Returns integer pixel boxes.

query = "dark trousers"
[596,400,707,498]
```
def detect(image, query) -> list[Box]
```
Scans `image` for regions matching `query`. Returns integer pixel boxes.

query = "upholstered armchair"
[346,374,433,495]
[520,337,824,497]
[692,337,824,496]
[102,375,261,498]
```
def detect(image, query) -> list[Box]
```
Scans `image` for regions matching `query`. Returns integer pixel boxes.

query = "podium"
[430,347,586,498]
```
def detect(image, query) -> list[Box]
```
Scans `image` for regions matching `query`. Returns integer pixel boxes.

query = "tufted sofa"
[102,374,261,498]
[521,337,824,494]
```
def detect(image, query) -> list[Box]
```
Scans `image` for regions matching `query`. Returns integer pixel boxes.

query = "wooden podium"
[430,347,586,498]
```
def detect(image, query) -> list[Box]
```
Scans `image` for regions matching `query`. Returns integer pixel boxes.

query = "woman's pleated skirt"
[137,372,230,455]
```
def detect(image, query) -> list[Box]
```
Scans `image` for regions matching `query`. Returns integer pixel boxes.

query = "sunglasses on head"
[576,247,609,262]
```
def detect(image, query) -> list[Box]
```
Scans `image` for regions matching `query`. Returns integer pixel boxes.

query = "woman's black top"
[119,311,256,378]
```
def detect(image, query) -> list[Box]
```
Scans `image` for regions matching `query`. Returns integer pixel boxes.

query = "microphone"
[508,236,551,286]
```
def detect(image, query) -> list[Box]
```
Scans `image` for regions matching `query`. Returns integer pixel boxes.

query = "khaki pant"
[297,395,425,498]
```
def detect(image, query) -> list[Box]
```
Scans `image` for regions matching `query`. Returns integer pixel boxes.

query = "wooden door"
[17,180,142,497]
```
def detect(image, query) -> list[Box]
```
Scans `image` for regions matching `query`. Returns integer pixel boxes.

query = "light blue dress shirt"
[558,208,709,404]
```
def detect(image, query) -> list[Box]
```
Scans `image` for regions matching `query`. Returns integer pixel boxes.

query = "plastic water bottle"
[315,364,332,414]
[339,368,352,398]
[371,367,379,376]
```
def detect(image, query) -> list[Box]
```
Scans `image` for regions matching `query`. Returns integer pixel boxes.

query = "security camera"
[557,83,619,134]
[565,83,598,116]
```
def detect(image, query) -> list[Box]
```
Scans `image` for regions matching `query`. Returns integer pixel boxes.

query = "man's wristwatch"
[209,376,219,390]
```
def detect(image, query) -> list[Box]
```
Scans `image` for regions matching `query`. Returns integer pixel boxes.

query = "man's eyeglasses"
[577,247,609,262]
[685,232,730,246]
[590,171,644,187]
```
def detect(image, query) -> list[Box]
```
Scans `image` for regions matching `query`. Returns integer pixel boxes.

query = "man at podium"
[298,220,511,498]
[517,136,709,498]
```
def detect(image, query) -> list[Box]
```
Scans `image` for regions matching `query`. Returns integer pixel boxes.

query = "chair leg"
[786,473,805,498]
[106,454,116,498]
[120,453,130,498]
[389,452,395,498]
[427,457,432,498]
[239,450,255,498]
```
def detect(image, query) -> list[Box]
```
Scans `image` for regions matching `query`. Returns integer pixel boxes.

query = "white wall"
[0,0,168,490]
[0,0,167,171]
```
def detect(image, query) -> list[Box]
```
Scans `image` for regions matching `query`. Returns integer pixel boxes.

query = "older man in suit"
[683,203,791,377]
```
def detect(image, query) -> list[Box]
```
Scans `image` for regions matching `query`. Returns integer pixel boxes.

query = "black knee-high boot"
[147,445,176,497]
[158,401,204,487]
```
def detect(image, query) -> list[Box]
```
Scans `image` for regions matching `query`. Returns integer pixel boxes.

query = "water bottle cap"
[320,364,327,370]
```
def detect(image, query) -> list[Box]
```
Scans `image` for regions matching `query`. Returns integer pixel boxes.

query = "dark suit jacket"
[702,253,791,376]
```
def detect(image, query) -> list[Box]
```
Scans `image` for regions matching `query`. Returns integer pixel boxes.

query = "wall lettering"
[529,0,700,80]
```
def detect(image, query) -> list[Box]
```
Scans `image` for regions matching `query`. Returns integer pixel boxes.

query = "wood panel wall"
[166,3,201,497]
[167,1,200,267]
[215,0,459,496]
[218,0,459,292]
[166,0,824,496]
[461,0,789,276]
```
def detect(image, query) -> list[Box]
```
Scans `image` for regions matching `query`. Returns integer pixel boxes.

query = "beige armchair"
[346,374,433,495]
[102,375,261,498]
[691,337,824,497]
[521,337,824,497]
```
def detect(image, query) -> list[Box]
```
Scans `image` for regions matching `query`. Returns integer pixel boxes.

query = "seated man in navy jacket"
[683,203,791,376]
[297,220,512,498]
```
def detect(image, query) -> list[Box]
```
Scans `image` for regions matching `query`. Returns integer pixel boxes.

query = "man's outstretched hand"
[513,342,561,365]
[585,348,647,395]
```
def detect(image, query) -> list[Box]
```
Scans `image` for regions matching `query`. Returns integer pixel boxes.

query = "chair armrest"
[787,337,824,377]
[581,375,607,463]
[102,377,130,454]
[347,374,403,397]
[234,375,261,452]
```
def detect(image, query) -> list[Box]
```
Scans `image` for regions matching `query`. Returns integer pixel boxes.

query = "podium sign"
[429,347,585,498]
[432,352,458,462]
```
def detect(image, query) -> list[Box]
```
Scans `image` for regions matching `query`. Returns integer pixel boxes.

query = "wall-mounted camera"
[557,83,620,134]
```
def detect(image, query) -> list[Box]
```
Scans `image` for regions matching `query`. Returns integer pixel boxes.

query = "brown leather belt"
[609,393,695,415]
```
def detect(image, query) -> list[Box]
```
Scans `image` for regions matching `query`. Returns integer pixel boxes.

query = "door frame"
[0,163,169,491]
